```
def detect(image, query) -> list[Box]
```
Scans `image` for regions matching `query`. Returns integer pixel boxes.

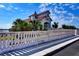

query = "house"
[24,10,52,30]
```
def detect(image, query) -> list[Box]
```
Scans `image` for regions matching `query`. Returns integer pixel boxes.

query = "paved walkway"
[54,40,79,56]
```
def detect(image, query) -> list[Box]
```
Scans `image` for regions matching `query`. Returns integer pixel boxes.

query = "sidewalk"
[54,40,79,56]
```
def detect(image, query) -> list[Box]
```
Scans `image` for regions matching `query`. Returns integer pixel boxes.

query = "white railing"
[0,29,76,54]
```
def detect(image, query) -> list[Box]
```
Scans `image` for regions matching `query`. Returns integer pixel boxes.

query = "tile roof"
[25,10,51,21]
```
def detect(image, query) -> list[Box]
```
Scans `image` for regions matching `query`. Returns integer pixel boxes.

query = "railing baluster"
[0,29,77,54]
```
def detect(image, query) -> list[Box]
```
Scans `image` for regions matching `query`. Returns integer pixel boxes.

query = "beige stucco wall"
[40,18,51,30]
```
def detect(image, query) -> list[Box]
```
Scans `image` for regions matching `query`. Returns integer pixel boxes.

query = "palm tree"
[52,22,58,29]
[10,19,43,31]
[24,22,33,31]
[10,19,30,31]
[12,19,23,31]
[31,20,43,31]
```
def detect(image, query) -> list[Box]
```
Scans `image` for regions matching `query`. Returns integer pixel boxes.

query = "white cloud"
[39,3,51,12]
[39,3,50,8]
[69,5,75,10]
[20,9,24,12]
[50,4,78,27]
[76,6,79,9]
[50,4,76,28]
[0,4,19,12]
[51,3,57,6]
[67,12,74,16]
[0,4,5,8]
[8,5,19,10]
[42,4,72,28]
[0,23,12,29]
[51,15,74,28]
[40,7,48,12]
[64,3,71,6]
[14,7,18,10]
[6,5,19,11]
[6,7,12,11]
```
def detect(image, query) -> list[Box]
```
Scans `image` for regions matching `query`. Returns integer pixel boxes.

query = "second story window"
[31,16,35,20]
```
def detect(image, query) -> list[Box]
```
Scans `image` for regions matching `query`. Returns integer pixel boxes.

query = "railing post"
[75,29,77,36]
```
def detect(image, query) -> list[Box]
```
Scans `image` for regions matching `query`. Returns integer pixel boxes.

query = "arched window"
[44,22,49,30]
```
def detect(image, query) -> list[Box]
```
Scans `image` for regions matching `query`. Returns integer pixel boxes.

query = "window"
[31,16,35,20]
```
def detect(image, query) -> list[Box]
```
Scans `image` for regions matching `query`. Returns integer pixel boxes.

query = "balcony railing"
[0,29,77,54]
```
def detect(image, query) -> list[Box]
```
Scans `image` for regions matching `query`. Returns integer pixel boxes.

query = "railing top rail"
[0,29,76,34]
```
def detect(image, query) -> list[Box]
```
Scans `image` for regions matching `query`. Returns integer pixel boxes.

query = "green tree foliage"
[10,19,43,31]
[31,20,43,31]
[10,19,33,31]
[52,22,58,29]
[62,24,76,29]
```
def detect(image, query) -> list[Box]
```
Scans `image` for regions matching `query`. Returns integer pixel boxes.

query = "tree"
[10,19,43,31]
[62,24,76,29]
[10,19,22,31]
[10,19,33,31]
[31,20,43,31]
[52,22,58,29]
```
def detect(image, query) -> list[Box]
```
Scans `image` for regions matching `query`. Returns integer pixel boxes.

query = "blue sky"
[0,3,79,29]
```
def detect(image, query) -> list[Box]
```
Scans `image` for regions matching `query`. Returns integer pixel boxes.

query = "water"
[0,29,9,32]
